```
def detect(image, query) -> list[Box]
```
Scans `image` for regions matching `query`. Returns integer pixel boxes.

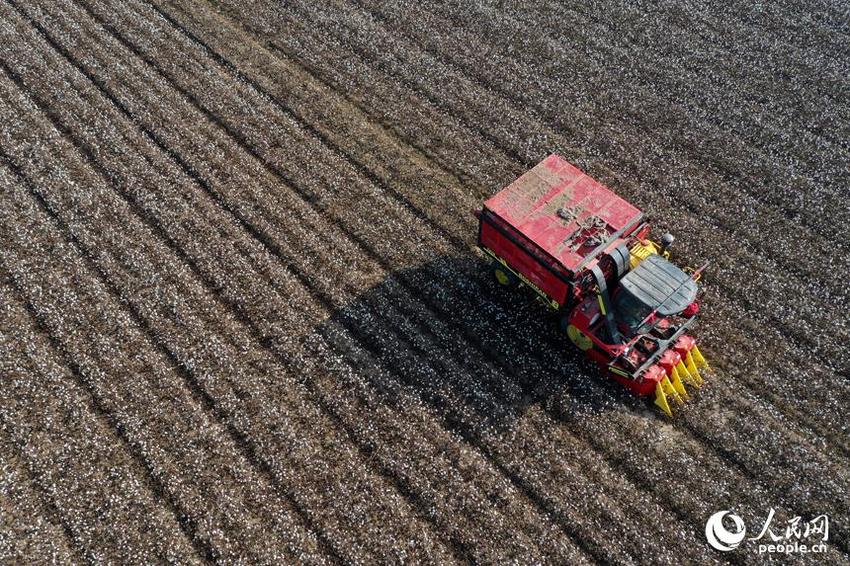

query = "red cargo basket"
[479,155,643,308]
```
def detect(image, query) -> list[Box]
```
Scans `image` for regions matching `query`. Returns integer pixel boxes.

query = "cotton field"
[0,0,847,564]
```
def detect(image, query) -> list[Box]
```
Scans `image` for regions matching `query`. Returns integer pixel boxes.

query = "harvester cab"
[476,154,710,416]
[613,254,698,337]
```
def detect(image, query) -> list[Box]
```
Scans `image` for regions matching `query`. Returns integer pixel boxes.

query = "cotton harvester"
[476,154,709,416]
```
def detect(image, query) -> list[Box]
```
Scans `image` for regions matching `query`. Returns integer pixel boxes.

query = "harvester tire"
[492,264,518,287]
[566,324,593,351]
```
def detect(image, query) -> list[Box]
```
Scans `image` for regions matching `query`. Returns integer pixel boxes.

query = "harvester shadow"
[310,255,632,434]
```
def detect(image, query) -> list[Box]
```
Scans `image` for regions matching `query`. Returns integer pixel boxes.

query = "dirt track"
[0,0,847,563]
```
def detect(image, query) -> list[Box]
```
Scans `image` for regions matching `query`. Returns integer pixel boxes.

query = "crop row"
[0,188,329,562]
[403,0,850,183]
[277,0,849,326]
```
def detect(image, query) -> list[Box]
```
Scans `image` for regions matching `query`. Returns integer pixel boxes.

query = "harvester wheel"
[492,264,518,287]
[566,324,593,351]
